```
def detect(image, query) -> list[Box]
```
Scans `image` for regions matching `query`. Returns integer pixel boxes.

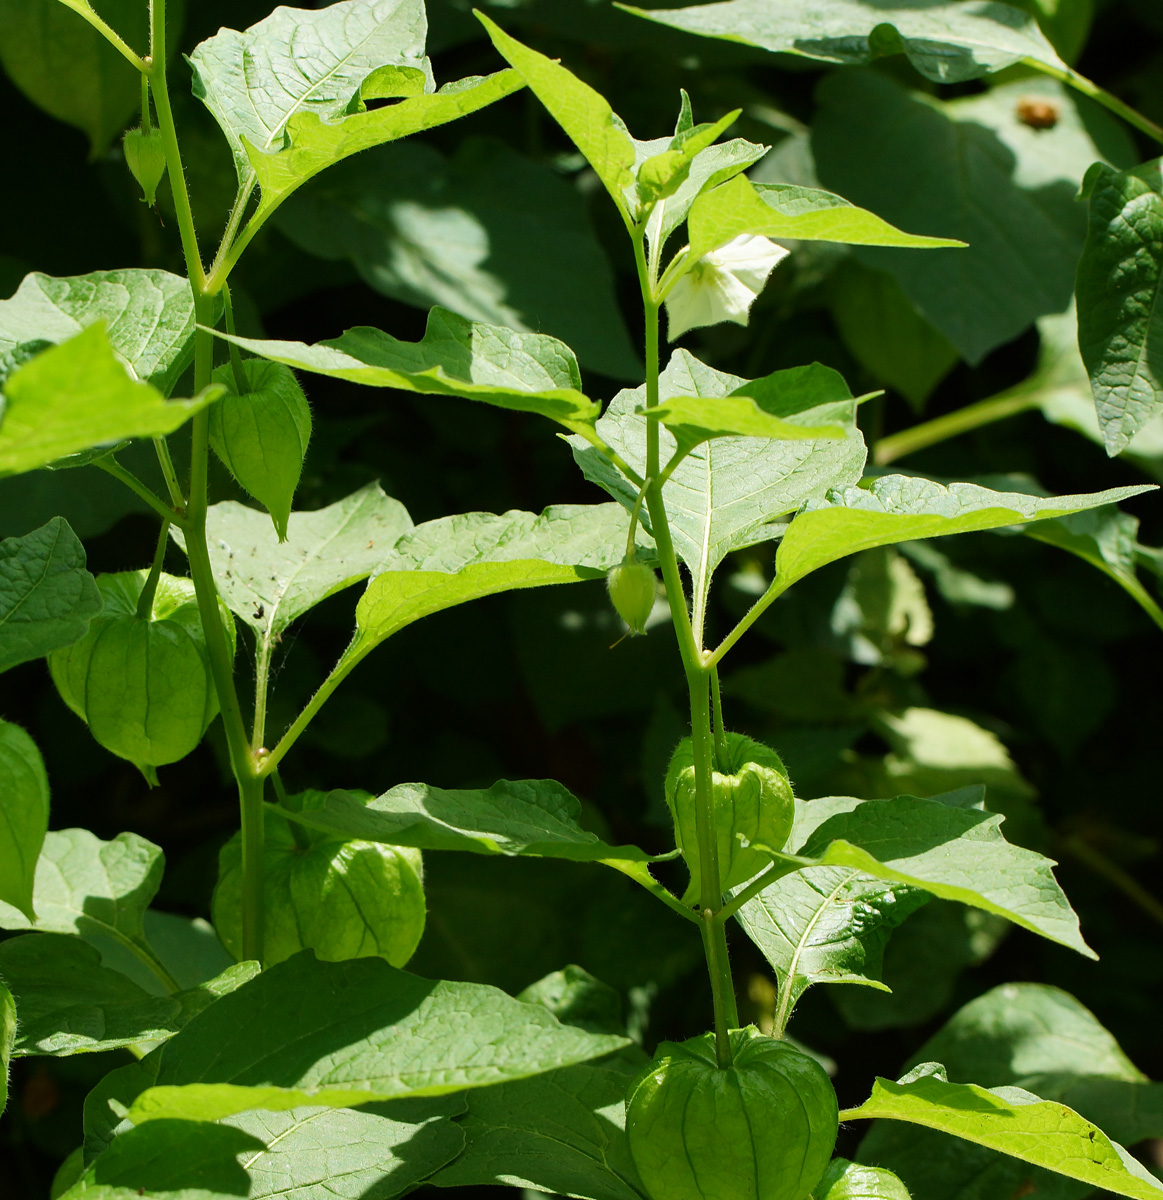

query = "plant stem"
[153,437,185,508]
[147,0,204,290]
[135,519,170,620]
[221,284,250,393]
[706,574,794,670]
[147,0,263,964]
[715,859,802,924]
[634,218,736,1065]
[58,0,147,72]
[95,458,185,527]
[141,76,151,131]
[1035,62,1163,147]
[873,391,1041,466]
[252,634,273,754]
[710,666,727,770]
[207,179,258,292]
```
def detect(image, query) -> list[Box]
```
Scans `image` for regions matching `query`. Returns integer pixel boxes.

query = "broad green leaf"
[571,350,866,632]
[517,966,627,1038]
[1076,159,1163,454]
[212,806,426,967]
[0,517,101,673]
[284,777,662,867]
[1032,307,1163,480]
[64,1100,464,1200]
[477,13,637,226]
[117,952,630,1124]
[195,483,413,640]
[0,978,13,1116]
[188,0,431,186]
[275,138,641,379]
[430,1060,645,1200]
[0,828,163,948]
[814,73,1134,363]
[0,269,200,397]
[617,0,1066,81]
[317,503,652,699]
[95,912,234,997]
[912,982,1144,1093]
[830,263,958,411]
[209,360,312,540]
[1008,0,1093,63]
[687,175,963,263]
[773,475,1156,592]
[637,109,740,206]
[217,306,599,434]
[0,720,50,921]
[0,0,156,155]
[646,362,853,450]
[842,1067,1163,1200]
[816,1158,912,1200]
[748,791,1093,957]
[245,70,524,228]
[0,932,256,1056]
[0,325,219,478]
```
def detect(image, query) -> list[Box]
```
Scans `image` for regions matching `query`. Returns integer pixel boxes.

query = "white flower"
[664,234,790,341]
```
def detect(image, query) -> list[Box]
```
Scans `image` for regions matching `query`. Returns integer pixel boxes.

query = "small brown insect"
[1016,97,1059,129]
[253,604,265,620]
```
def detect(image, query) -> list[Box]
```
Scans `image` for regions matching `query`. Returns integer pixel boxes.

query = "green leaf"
[0,269,202,397]
[212,804,426,968]
[0,828,163,948]
[516,966,628,1038]
[842,1066,1163,1200]
[571,350,866,626]
[637,109,740,206]
[244,70,524,229]
[0,978,13,1116]
[66,1101,464,1200]
[816,1158,912,1200]
[195,483,413,641]
[188,0,431,187]
[912,982,1145,1093]
[313,503,652,701]
[813,73,1134,364]
[688,175,962,264]
[0,932,256,1057]
[830,263,958,411]
[284,777,661,867]
[275,138,641,379]
[430,1060,645,1200]
[0,325,219,479]
[1007,0,1094,62]
[217,306,599,434]
[616,0,1066,82]
[773,475,1156,592]
[477,13,637,226]
[749,790,1093,957]
[116,952,630,1124]
[0,720,50,921]
[0,0,147,155]
[646,362,853,450]
[0,517,101,673]
[1076,159,1163,454]
[209,360,312,540]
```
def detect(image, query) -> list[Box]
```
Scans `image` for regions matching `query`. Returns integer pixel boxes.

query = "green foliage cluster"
[1,2,1162,1200]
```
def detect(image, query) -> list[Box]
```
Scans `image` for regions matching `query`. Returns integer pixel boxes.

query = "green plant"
[1,2,1162,1200]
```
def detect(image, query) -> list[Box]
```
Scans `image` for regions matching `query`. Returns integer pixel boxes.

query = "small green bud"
[122,126,168,207]
[626,1026,838,1200]
[48,571,235,785]
[606,560,656,634]
[665,731,794,901]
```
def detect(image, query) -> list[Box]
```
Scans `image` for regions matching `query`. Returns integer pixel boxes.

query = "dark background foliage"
[1,0,1161,1193]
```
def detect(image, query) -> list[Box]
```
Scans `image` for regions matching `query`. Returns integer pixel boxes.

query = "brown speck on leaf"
[1016,97,1059,129]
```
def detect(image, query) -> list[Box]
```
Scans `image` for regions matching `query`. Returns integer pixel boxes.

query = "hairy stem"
[95,458,185,527]
[1035,61,1163,146]
[58,0,147,72]
[153,437,185,508]
[135,519,170,620]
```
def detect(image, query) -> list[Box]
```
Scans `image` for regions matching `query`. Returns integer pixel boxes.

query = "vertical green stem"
[135,519,170,620]
[147,0,263,964]
[221,284,250,394]
[140,76,151,131]
[633,221,736,1065]
[710,667,728,771]
[153,437,184,508]
[252,634,273,755]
